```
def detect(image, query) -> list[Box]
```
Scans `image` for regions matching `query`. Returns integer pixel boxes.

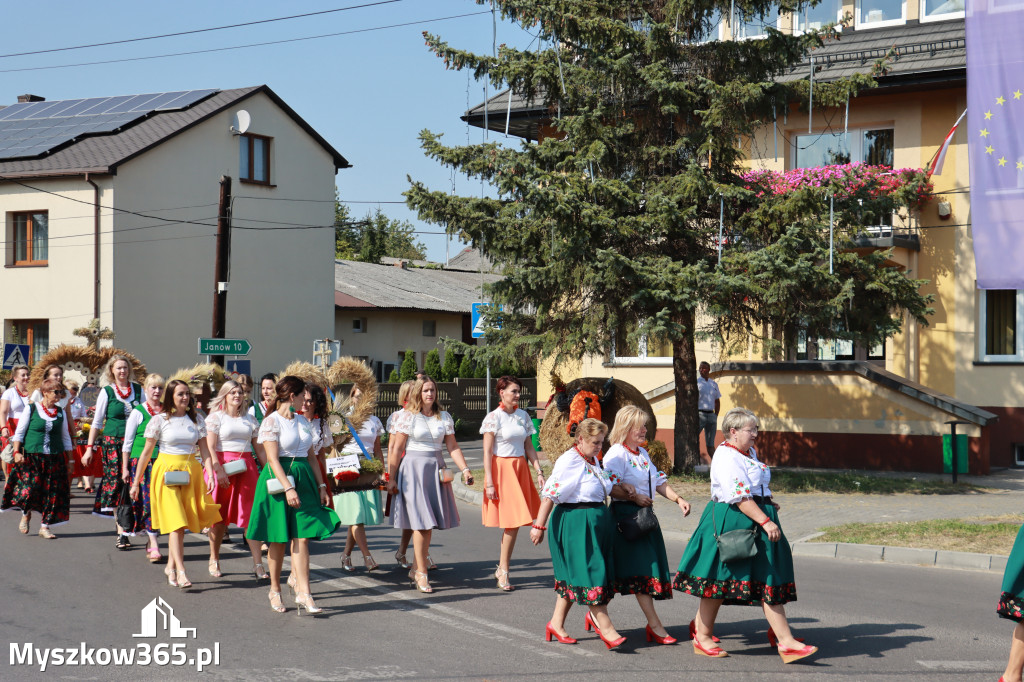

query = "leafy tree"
[334,190,357,259]
[458,353,475,378]
[424,348,443,379]
[406,0,932,471]
[387,367,401,383]
[441,349,460,382]
[335,195,427,264]
[399,348,419,382]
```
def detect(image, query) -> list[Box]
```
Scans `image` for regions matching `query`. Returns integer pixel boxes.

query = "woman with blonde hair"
[131,380,222,588]
[386,380,415,568]
[84,354,142,549]
[0,364,31,479]
[675,407,816,664]
[205,380,264,579]
[386,375,474,593]
[480,375,544,591]
[531,418,624,649]
[605,406,691,644]
[121,374,165,561]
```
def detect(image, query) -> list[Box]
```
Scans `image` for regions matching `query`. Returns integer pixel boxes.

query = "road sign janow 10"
[197,338,251,356]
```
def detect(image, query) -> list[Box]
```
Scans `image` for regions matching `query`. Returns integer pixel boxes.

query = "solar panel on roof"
[0,88,218,160]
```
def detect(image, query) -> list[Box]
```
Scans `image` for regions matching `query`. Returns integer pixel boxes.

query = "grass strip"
[812,515,1024,555]
[663,470,987,496]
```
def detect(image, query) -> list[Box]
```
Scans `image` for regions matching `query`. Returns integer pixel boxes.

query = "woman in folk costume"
[0,364,31,480]
[120,374,166,562]
[335,385,385,572]
[84,355,143,549]
[1,378,74,538]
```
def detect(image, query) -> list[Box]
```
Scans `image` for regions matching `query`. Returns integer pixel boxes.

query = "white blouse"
[2,387,29,422]
[144,413,207,455]
[541,447,613,504]
[710,444,773,504]
[390,410,455,452]
[13,403,74,453]
[342,415,383,455]
[68,396,87,421]
[257,412,314,458]
[307,417,331,453]
[385,409,404,434]
[122,404,162,454]
[92,384,138,431]
[206,411,259,453]
[479,408,535,458]
[603,444,667,495]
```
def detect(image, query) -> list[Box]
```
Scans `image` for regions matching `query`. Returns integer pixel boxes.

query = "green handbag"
[712,502,758,563]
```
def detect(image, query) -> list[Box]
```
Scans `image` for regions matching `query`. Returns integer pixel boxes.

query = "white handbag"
[222,459,248,477]
[267,475,296,495]
[164,471,190,486]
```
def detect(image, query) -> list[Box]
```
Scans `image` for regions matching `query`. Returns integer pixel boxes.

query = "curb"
[452,478,483,506]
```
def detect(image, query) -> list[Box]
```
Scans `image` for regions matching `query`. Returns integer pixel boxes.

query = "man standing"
[696,361,720,464]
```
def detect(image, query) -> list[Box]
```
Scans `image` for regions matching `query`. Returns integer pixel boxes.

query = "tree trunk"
[672,310,700,472]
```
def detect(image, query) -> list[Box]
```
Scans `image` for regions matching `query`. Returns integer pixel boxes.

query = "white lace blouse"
[390,410,455,452]
[144,413,207,455]
[341,415,383,455]
[479,408,535,458]
[603,444,667,495]
[257,412,314,458]
[710,444,773,504]
[206,411,260,453]
[540,447,613,504]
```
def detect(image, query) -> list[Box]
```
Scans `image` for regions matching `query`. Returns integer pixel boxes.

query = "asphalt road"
[0,491,1011,681]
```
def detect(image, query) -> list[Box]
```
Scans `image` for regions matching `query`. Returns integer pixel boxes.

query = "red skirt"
[71,421,102,477]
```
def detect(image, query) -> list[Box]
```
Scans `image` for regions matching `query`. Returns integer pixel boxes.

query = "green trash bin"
[531,418,543,451]
[942,433,969,474]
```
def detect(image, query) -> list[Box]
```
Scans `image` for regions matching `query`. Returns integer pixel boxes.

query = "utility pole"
[211,175,232,367]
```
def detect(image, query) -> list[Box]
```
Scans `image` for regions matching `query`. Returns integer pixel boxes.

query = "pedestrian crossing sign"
[471,303,502,339]
[2,343,30,369]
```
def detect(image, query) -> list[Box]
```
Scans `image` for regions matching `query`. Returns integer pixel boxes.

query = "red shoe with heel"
[645,625,677,645]
[767,627,805,648]
[689,619,720,643]
[544,622,577,644]
[692,638,728,658]
[584,611,600,633]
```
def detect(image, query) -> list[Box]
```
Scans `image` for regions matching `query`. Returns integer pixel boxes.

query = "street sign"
[2,343,30,369]
[471,303,502,339]
[225,359,251,378]
[198,338,252,356]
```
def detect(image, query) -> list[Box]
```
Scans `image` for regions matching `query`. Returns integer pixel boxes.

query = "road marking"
[309,561,599,658]
[917,660,1001,670]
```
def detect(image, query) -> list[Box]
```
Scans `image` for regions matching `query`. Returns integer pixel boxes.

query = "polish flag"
[928,109,967,177]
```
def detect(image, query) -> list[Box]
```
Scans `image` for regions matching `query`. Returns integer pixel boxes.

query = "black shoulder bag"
[617,473,660,541]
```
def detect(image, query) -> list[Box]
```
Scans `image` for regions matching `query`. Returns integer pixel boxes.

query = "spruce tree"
[424,348,443,379]
[407,0,932,469]
[388,368,401,383]
[399,349,419,382]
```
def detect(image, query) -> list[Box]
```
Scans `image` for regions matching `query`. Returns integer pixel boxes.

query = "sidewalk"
[452,464,1024,573]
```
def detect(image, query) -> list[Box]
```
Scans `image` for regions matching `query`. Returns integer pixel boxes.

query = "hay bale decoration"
[324,356,382,491]
[29,344,148,394]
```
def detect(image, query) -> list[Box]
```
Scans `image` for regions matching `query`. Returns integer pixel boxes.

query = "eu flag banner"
[967,0,1024,289]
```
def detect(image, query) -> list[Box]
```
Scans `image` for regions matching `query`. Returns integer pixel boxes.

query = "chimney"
[17,94,45,103]
[394,260,408,269]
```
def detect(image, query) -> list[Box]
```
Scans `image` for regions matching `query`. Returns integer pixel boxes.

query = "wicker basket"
[330,471,385,493]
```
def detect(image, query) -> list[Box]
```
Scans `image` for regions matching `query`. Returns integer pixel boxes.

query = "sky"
[1,1,535,262]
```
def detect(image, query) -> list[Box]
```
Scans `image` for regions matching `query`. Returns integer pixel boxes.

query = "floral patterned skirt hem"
[998,592,1024,622]
[671,572,797,606]
[1,451,70,526]
[91,436,125,516]
[554,579,614,606]
[125,458,154,535]
[614,575,673,599]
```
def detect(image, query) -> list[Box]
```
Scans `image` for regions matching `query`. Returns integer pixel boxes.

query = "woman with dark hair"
[248,373,277,424]
[84,355,142,549]
[0,364,31,480]
[480,376,544,591]
[246,376,340,614]
[131,380,222,588]
[299,384,333,511]
[386,375,474,593]
[1,378,73,538]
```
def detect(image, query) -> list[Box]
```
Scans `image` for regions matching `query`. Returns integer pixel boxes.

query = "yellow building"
[465,5,1019,474]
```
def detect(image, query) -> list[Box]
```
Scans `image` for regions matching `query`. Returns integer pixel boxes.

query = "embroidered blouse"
[390,410,455,452]
[257,412,315,459]
[540,447,612,504]
[603,444,667,494]
[144,413,207,455]
[710,444,773,504]
[479,408,535,458]
[205,411,260,453]
[341,415,383,456]
[13,403,74,453]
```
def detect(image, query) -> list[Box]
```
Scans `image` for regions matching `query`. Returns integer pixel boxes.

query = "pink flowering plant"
[739,163,932,212]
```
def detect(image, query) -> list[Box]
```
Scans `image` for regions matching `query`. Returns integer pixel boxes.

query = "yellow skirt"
[150,454,222,534]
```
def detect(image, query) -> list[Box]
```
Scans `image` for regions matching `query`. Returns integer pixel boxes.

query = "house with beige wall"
[1,85,347,377]
[464,4,1020,473]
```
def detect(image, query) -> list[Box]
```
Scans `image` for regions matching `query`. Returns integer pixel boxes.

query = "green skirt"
[609,501,673,599]
[245,457,341,543]
[673,500,797,606]
[548,503,615,606]
[998,524,1024,621]
[333,488,383,526]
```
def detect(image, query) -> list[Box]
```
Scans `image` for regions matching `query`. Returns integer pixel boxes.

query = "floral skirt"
[481,456,541,529]
[673,500,797,606]
[548,503,615,606]
[92,435,125,516]
[150,454,222,534]
[1,451,70,526]
[125,458,155,535]
[609,501,673,599]
[998,524,1024,621]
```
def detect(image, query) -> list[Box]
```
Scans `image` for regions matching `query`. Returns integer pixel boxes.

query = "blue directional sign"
[471,302,502,339]
[225,359,251,378]
[2,344,30,369]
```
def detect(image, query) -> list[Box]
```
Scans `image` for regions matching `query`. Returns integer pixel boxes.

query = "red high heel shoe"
[767,627,805,648]
[692,638,728,658]
[689,619,720,643]
[584,611,601,633]
[778,643,818,664]
[598,630,626,650]
[645,625,678,645]
[545,622,577,644]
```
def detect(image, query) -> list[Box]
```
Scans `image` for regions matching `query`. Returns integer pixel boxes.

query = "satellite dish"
[229,110,251,135]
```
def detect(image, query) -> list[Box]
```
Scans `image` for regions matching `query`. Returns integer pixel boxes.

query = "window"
[9,320,48,364]
[423,320,436,337]
[855,0,906,27]
[920,0,964,21]
[610,323,673,364]
[733,6,780,38]
[793,128,894,169]
[795,0,843,32]
[979,289,1024,361]
[9,211,48,265]
[239,133,271,184]
[352,318,366,333]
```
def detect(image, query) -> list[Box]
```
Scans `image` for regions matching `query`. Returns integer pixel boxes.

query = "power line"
[0,12,490,74]
[0,1,405,59]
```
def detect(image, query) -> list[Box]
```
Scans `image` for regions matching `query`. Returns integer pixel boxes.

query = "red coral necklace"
[115,383,132,400]
[723,441,752,457]
[573,445,596,466]
[40,403,58,418]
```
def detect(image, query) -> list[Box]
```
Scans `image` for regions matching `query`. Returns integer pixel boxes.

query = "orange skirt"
[481,456,541,528]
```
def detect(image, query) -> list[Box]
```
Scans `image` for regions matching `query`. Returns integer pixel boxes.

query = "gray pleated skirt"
[391,449,460,531]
